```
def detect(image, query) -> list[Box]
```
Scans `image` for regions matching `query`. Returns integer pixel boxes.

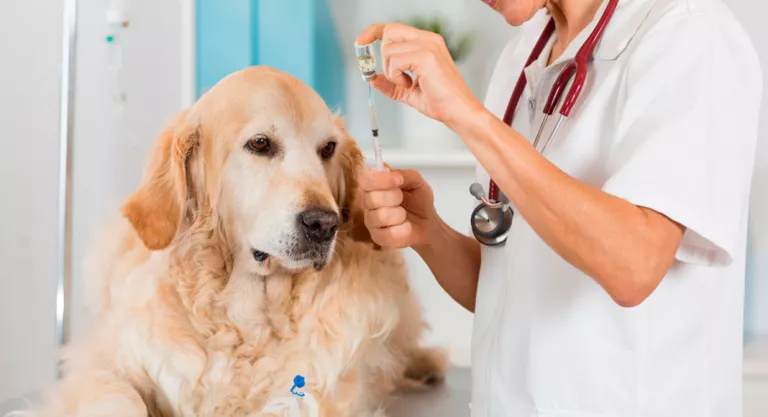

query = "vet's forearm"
[414,216,481,312]
[449,108,684,307]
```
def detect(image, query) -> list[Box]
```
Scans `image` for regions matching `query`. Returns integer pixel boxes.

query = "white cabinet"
[745,379,768,417]
[745,340,768,417]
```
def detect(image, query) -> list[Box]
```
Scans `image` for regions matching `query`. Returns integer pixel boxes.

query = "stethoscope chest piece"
[471,202,513,246]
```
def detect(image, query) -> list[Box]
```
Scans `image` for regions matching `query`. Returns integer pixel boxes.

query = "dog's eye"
[245,136,271,154]
[320,141,336,160]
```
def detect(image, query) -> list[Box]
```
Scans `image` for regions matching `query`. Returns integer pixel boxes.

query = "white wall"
[68,0,183,341]
[0,0,183,407]
[0,0,63,404]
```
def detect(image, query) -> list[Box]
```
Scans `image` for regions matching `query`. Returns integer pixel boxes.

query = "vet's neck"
[545,0,604,64]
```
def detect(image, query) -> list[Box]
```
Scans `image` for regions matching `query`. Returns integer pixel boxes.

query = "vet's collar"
[528,0,659,62]
[594,0,659,60]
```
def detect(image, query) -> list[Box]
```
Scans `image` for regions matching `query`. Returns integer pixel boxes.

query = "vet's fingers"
[370,222,413,248]
[381,41,430,87]
[370,75,413,102]
[356,23,387,45]
[386,50,429,86]
[365,206,407,229]
[398,169,427,191]
[356,22,423,45]
[359,169,404,192]
[363,188,404,210]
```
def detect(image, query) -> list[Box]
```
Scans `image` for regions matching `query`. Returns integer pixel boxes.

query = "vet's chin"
[252,207,341,272]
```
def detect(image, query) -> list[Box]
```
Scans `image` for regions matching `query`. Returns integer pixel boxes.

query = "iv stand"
[56,0,78,377]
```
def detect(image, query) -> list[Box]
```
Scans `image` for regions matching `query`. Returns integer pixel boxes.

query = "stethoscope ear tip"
[469,183,486,200]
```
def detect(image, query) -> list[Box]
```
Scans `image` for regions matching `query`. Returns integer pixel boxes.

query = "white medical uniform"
[470,0,762,416]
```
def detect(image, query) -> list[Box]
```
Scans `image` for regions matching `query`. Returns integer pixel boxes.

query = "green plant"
[402,15,474,63]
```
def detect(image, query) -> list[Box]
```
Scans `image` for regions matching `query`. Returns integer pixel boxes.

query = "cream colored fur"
[30,67,446,417]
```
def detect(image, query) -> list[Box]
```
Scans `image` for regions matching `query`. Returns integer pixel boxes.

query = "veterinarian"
[355,0,762,416]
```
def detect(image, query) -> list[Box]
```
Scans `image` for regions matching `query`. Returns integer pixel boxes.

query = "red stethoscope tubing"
[487,0,619,203]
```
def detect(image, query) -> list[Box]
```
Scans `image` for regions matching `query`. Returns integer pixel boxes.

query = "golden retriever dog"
[31,66,447,417]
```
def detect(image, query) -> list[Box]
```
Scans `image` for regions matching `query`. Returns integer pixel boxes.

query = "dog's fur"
[34,67,446,417]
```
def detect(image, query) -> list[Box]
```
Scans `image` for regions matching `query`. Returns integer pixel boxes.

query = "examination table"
[389,367,471,417]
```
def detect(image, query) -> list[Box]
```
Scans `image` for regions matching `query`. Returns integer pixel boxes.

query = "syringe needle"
[355,41,385,172]
[367,84,384,171]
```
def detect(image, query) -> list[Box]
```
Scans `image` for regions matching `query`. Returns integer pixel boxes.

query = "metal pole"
[56,0,78,377]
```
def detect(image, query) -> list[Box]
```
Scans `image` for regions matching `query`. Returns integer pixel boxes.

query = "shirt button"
[528,98,536,112]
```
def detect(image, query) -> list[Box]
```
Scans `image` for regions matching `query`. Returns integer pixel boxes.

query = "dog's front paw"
[399,347,449,391]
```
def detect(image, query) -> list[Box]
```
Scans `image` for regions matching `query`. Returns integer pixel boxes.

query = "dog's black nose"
[299,208,340,243]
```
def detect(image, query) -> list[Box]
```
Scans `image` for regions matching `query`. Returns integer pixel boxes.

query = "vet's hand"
[355,23,484,129]
[358,168,436,248]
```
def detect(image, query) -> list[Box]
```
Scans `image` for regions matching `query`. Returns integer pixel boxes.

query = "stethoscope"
[470,0,619,246]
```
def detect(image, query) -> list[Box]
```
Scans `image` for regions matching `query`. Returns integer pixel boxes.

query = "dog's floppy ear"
[332,117,377,245]
[122,110,197,250]
[332,117,364,222]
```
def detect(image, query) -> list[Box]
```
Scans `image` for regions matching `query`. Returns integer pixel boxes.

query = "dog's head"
[122,66,363,274]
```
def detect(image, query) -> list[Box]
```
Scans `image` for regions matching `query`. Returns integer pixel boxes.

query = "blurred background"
[0,0,766,414]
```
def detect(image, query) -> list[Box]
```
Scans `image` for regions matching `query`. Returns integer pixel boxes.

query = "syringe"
[366,85,384,171]
[354,42,384,171]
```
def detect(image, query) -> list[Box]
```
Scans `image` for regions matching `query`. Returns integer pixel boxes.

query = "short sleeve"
[601,16,762,267]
